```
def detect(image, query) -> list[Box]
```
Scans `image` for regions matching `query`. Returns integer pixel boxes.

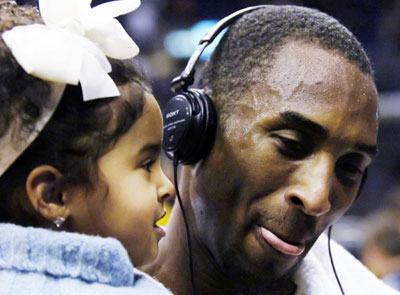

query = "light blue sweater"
[0,223,172,295]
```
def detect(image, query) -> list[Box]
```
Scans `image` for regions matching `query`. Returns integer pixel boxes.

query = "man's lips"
[257,225,305,256]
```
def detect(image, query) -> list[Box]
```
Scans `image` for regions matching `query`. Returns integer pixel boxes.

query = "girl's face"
[69,89,175,266]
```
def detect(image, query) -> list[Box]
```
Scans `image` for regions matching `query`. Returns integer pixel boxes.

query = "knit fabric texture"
[0,223,172,295]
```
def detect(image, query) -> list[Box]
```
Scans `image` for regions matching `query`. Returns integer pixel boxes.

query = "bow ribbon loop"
[3,0,141,101]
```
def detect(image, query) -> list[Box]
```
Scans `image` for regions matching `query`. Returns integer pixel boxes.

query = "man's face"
[190,40,378,281]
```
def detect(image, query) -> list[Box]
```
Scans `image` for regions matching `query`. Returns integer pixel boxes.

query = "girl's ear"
[26,165,70,225]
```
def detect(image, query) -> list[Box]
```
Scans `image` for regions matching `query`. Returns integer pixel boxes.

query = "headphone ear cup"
[162,89,217,165]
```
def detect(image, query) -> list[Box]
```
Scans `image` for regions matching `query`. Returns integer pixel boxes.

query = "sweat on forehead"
[198,5,373,126]
[263,40,377,103]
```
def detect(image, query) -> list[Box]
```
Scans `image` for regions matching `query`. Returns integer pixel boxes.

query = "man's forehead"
[239,40,377,110]
[265,40,369,102]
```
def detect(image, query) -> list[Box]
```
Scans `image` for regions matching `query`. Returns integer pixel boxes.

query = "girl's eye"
[142,160,156,172]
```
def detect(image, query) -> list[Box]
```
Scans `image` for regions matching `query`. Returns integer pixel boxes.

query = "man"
[147,5,398,295]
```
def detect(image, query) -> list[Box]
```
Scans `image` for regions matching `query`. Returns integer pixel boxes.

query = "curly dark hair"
[197,5,373,128]
[0,1,150,226]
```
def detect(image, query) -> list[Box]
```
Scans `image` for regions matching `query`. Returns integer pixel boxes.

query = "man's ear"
[26,165,70,224]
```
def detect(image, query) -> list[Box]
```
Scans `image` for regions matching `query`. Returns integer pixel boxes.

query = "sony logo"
[166,109,180,119]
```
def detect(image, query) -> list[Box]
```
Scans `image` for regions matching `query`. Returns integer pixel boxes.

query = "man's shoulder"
[294,234,399,295]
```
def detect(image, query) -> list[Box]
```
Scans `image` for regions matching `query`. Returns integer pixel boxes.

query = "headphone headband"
[170,5,268,92]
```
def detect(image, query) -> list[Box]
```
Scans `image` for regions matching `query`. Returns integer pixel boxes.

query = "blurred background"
[17,0,400,289]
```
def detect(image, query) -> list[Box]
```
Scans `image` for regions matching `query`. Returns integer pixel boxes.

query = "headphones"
[162,6,268,165]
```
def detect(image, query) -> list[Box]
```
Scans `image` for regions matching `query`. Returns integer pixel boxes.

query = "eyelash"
[274,135,310,159]
[142,159,156,172]
[338,163,362,175]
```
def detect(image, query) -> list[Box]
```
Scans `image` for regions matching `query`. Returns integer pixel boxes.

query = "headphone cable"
[173,154,196,295]
[328,225,346,295]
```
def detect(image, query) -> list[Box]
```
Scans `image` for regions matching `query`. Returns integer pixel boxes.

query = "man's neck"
[144,205,296,295]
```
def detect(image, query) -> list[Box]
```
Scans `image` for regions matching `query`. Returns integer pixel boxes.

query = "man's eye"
[274,135,309,159]
[336,159,363,186]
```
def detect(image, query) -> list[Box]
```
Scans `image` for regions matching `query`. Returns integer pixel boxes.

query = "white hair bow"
[2,0,140,101]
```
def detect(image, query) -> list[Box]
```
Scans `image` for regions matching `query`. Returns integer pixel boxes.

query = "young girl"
[0,1,174,294]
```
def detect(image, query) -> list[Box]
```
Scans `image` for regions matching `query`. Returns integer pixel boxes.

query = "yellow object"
[157,202,172,226]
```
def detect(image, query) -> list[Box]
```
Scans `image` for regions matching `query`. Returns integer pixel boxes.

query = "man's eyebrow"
[279,111,328,137]
[355,143,378,158]
[139,143,161,154]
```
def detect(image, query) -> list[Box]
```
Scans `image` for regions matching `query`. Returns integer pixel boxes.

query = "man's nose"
[284,153,333,216]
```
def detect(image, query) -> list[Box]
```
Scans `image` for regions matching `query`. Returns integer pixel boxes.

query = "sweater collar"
[0,223,135,286]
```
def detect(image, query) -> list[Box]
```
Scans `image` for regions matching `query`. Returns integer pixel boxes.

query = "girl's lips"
[258,226,305,256]
[154,224,166,239]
